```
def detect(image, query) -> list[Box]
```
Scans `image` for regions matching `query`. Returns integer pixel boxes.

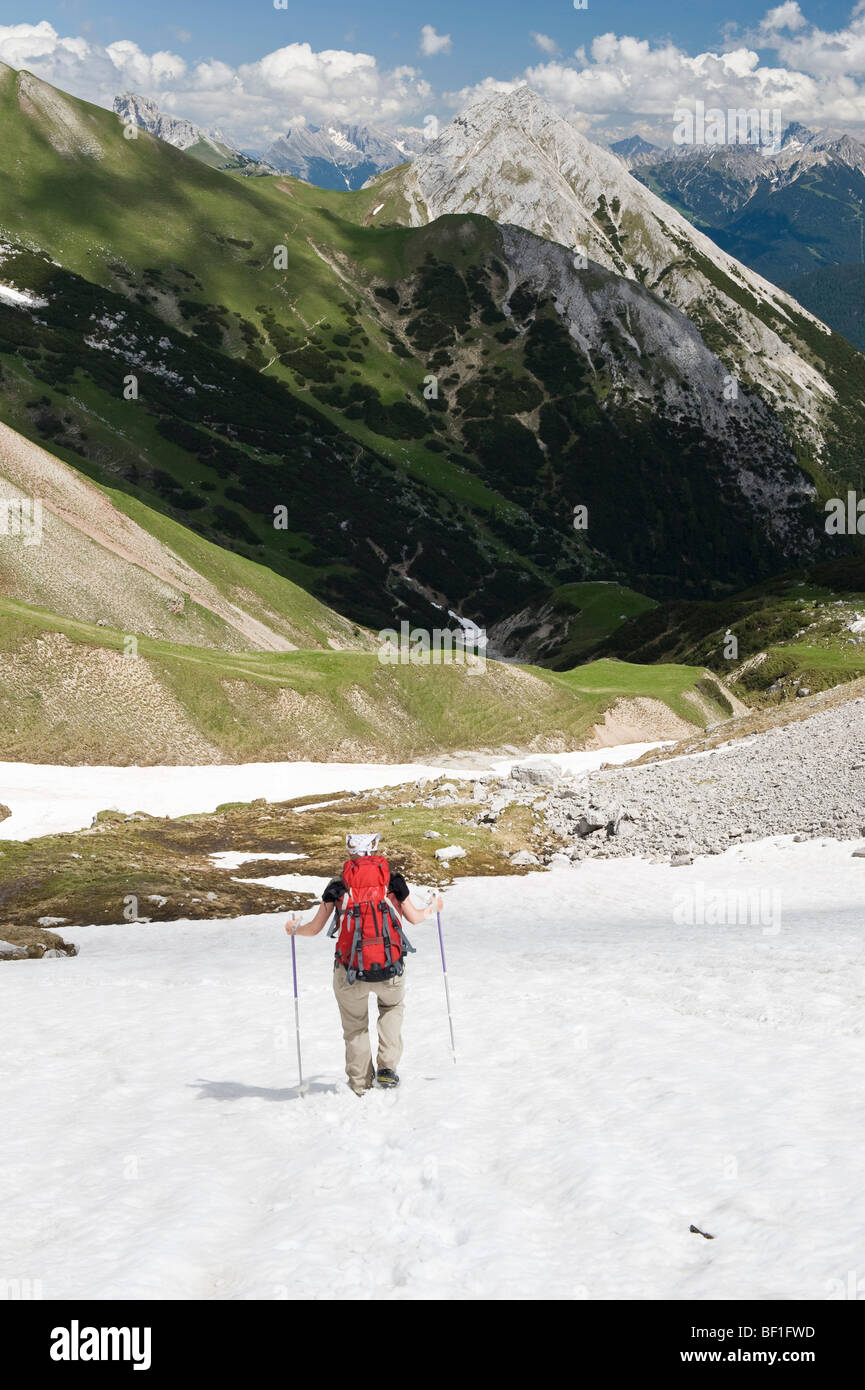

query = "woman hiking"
[285,833,444,1095]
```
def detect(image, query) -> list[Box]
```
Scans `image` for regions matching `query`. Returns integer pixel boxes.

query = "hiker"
[285,833,444,1095]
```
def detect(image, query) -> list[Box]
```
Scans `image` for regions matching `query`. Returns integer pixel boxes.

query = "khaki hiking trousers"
[333,963,405,1094]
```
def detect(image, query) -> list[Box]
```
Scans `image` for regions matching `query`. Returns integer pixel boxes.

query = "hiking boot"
[376,1068,400,1088]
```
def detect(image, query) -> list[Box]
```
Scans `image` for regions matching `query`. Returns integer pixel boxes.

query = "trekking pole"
[436,910,457,1064]
[290,929,306,1097]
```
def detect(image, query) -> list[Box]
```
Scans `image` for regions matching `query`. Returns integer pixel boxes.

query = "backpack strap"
[382,899,415,957]
[345,904,364,985]
[326,881,346,939]
[375,900,393,967]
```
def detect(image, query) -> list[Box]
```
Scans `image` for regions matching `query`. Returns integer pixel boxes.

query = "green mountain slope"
[597,557,865,702]
[0,63,859,662]
[0,594,733,764]
[783,264,865,355]
[0,419,374,652]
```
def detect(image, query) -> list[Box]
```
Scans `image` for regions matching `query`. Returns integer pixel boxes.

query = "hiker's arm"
[285,902,334,937]
[398,893,444,925]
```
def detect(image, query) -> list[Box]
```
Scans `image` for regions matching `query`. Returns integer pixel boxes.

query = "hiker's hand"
[285,916,301,936]
[426,894,444,917]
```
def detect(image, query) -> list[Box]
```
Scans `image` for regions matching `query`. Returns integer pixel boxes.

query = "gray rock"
[537,695,865,865]
[510,850,541,866]
[670,853,694,867]
[510,759,562,787]
[0,803,10,823]
[434,844,466,862]
[546,853,572,869]
[423,830,441,839]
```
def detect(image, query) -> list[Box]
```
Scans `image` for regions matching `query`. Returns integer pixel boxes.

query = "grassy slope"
[98,481,374,651]
[0,420,376,651]
[496,581,658,667]
[598,557,865,701]
[0,595,729,764]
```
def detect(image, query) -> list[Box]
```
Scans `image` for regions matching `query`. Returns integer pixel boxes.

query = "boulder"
[510,850,540,866]
[510,759,561,787]
[670,853,694,867]
[0,803,10,823]
[423,830,441,839]
[434,845,466,862]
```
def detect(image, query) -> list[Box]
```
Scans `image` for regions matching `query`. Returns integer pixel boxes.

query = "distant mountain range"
[114,92,425,191]
[609,122,865,348]
[117,91,865,348]
[254,122,426,190]
[113,94,272,175]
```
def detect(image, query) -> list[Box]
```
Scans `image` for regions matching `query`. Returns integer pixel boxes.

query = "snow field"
[0,743,666,841]
[2,837,864,1299]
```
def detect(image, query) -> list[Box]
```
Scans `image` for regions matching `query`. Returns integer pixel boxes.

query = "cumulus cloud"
[10,7,865,150]
[419,25,452,57]
[531,33,559,56]
[0,21,432,145]
[760,3,808,35]
[448,6,865,141]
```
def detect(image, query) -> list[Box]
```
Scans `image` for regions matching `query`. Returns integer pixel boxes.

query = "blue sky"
[3,2,865,145]
[20,1,854,78]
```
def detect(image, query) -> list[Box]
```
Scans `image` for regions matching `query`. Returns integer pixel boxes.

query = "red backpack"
[328,854,415,983]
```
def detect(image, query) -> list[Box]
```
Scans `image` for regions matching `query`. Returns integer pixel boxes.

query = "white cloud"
[420,25,452,57]
[531,33,559,56]
[447,7,865,140]
[11,6,865,152]
[760,3,807,35]
[0,24,432,144]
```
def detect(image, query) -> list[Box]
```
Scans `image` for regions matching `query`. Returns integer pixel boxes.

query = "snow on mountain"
[261,121,424,191]
[113,93,223,153]
[112,94,271,172]
[2,835,864,1298]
